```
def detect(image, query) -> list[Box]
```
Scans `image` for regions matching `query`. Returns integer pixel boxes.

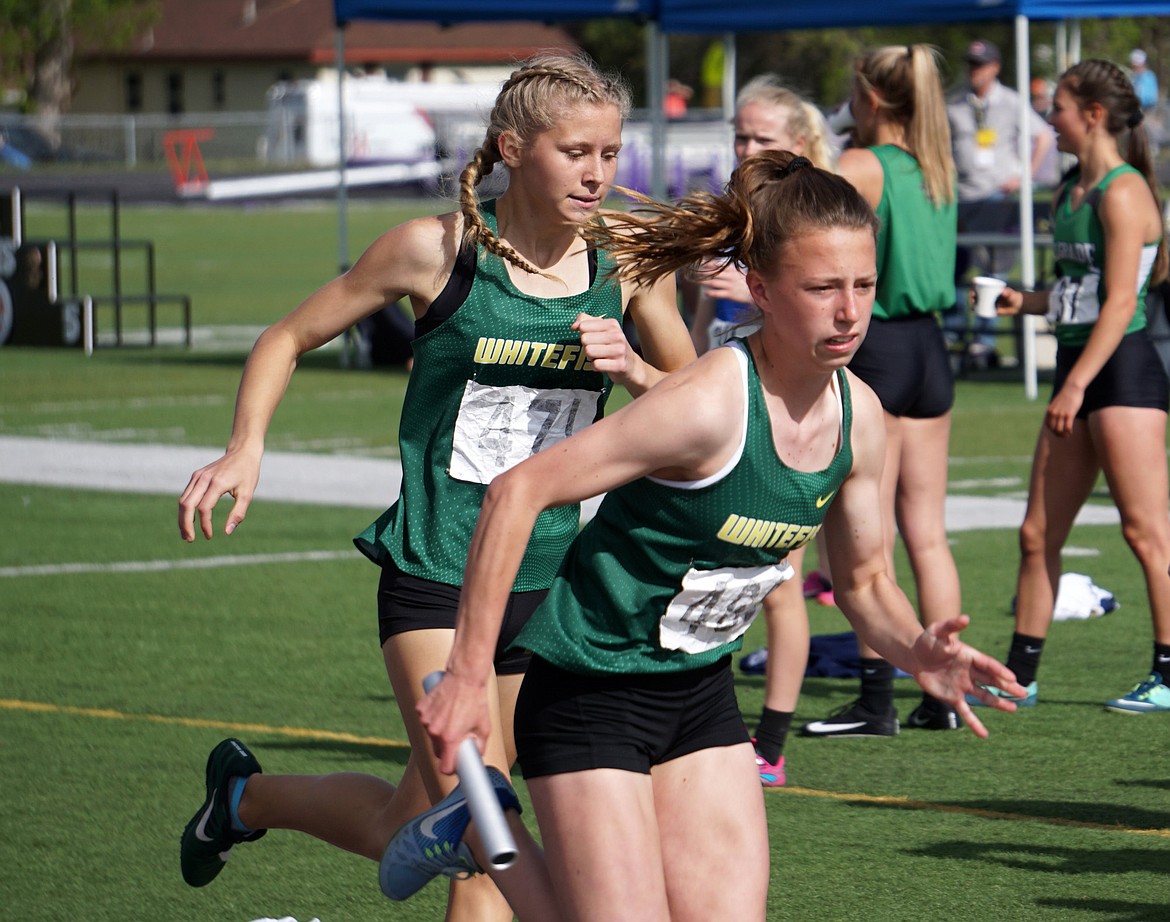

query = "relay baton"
[422,670,518,869]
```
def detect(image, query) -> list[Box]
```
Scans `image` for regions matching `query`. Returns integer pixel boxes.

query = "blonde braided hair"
[458,52,631,275]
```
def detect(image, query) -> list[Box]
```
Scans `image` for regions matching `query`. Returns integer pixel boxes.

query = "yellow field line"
[0,697,409,750]
[4,696,1167,840]
[776,784,1170,839]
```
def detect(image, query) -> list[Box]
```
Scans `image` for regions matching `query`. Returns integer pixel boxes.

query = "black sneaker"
[799,700,899,738]
[180,738,267,887]
[905,697,963,731]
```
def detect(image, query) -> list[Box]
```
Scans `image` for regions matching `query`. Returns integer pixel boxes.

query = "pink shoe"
[752,741,786,787]
[814,588,836,607]
[801,571,831,599]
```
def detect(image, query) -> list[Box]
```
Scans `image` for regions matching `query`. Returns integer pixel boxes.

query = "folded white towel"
[1053,572,1119,621]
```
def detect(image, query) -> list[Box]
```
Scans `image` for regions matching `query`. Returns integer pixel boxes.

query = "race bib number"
[659,560,794,655]
[449,381,600,484]
[1048,273,1102,326]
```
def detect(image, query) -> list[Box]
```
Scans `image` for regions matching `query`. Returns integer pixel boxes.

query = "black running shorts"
[376,561,539,675]
[1053,328,1170,418]
[848,313,955,419]
[513,655,748,778]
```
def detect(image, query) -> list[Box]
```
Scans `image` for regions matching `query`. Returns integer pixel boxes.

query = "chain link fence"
[0,112,271,169]
[0,108,737,200]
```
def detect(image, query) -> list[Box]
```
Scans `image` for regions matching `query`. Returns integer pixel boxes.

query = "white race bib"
[449,381,600,484]
[1048,273,1102,325]
[659,560,794,655]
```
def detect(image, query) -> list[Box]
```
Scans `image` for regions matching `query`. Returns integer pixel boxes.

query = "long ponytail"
[583,150,877,289]
[855,44,955,206]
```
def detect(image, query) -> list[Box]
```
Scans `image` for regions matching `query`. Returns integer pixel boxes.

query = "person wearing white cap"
[1129,49,1158,111]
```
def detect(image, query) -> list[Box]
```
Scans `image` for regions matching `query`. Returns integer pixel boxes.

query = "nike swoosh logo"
[815,492,836,509]
[419,798,467,840]
[1024,646,1042,654]
[193,794,216,843]
[806,720,867,733]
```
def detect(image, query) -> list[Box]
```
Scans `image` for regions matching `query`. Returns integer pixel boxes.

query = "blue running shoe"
[180,738,266,887]
[1105,673,1170,714]
[966,681,1037,708]
[380,766,521,901]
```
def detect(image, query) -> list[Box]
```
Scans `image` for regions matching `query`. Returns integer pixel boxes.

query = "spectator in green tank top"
[173,52,695,922]
[975,59,1170,716]
[392,150,1024,922]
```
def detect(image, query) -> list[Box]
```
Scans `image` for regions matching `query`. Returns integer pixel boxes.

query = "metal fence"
[0,109,738,199]
[0,112,270,169]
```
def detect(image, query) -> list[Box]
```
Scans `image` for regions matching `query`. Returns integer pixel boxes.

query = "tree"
[0,0,158,118]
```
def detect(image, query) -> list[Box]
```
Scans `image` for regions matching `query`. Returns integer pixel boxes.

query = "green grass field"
[2,199,1169,922]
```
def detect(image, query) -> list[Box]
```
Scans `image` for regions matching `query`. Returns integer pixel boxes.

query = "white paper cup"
[972,276,1007,319]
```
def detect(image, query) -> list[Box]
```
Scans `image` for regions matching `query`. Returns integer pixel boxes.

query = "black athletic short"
[376,561,539,675]
[513,654,748,779]
[1052,328,1170,418]
[849,313,955,419]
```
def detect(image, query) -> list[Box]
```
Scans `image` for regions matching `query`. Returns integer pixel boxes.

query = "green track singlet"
[870,145,957,320]
[355,201,623,590]
[515,341,855,674]
[1049,164,1159,347]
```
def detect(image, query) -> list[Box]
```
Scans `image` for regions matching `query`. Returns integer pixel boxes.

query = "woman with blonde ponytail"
[800,44,965,739]
[394,150,1021,922]
[174,52,693,922]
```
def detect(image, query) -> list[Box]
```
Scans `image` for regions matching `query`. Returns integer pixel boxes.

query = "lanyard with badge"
[971,95,997,169]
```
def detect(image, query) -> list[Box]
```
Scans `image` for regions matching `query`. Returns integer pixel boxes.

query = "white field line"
[0,435,400,509]
[0,394,230,414]
[0,387,388,416]
[0,549,355,578]
[0,435,1118,546]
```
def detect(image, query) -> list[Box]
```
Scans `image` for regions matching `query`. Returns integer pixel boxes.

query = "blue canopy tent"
[658,0,1170,30]
[335,0,657,22]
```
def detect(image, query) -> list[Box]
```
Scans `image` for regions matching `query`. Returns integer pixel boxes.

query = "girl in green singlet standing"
[980,59,1170,715]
